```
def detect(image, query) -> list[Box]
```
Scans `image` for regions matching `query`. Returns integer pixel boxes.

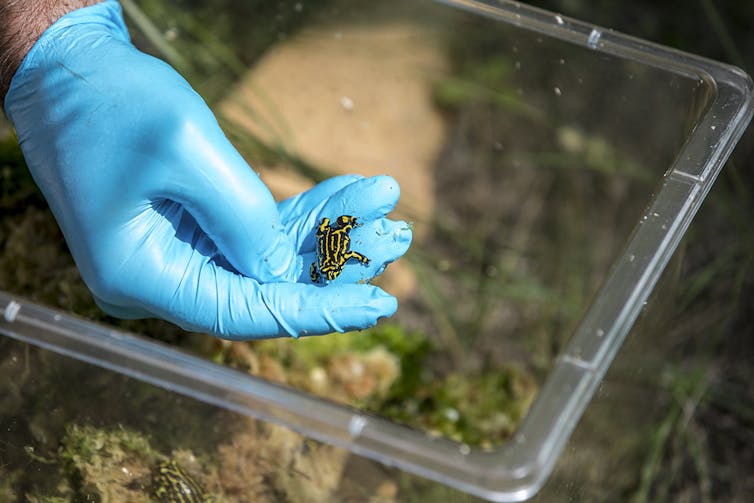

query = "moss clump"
[21,423,219,502]
[56,424,156,502]
[227,324,537,448]
[375,363,537,448]
[221,324,431,408]
[433,369,536,447]
[216,421,348,503]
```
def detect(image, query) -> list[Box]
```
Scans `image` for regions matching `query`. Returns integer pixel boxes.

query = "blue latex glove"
[4,1,411,339]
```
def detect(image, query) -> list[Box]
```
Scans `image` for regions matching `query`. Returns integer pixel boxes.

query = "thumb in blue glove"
[5,1,410,339]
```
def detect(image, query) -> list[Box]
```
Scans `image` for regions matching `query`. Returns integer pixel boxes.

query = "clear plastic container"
[1,0,751,501]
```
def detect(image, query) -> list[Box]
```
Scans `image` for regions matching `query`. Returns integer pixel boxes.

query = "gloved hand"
[4,1,411,339]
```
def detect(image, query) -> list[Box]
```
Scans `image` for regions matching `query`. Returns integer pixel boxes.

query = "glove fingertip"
[369,174,401,213]
[365,285,398,317]
[338,285,397,329]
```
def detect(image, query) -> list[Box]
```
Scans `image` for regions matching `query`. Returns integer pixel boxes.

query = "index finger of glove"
[319,175,400,221]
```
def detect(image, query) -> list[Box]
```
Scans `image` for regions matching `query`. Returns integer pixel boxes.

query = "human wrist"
[0,0,102,103]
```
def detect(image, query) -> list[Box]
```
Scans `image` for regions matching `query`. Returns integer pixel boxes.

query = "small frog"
[153,460,213,503]
[310,215,370,283]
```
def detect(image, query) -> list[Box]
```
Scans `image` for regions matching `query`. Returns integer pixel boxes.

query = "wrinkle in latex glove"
[4,1,411,339]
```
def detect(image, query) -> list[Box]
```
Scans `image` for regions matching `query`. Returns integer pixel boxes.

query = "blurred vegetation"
[123,0,333,101]
[0,134,43,212]
[523,0,754,501]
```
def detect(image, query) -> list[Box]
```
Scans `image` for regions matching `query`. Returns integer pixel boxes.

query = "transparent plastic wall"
[1,0,751,501]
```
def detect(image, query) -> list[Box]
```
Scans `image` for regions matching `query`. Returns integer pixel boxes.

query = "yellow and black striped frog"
[310,215,370,283]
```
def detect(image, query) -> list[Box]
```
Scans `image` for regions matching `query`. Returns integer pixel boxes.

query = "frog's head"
[336,215,358,230]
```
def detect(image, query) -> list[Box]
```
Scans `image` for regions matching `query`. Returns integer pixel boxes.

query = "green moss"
[248,324,536,447]
[304,324,428,366]
[379,366,537,448]
[248,323,429,374]
[56,424,156,501]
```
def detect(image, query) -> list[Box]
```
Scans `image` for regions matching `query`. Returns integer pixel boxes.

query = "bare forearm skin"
[1,0,101,103]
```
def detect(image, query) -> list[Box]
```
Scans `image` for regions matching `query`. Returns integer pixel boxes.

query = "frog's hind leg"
[310,262,321,283]
[344,250,370,265]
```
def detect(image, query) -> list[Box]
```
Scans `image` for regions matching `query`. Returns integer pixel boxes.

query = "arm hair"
[1,0,102,102]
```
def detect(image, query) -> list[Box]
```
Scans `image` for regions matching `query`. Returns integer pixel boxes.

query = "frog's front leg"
[317,217,331,234]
